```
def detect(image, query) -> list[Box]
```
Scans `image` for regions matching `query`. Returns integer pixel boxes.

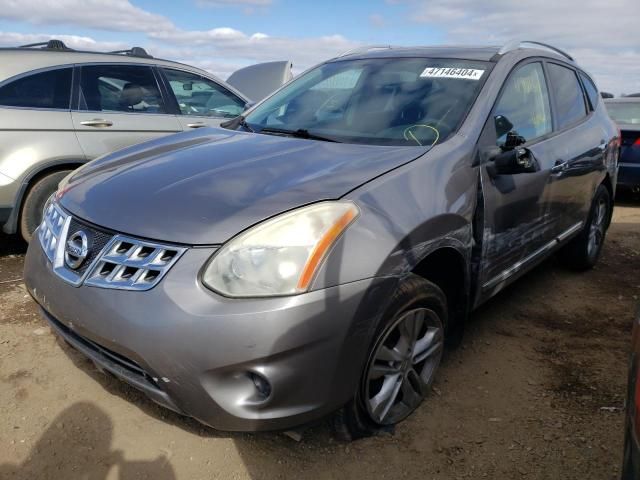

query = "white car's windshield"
[244,57,491,146]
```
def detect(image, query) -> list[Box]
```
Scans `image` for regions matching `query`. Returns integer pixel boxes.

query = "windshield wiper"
[220,115,254,132]
[259,127,340,143]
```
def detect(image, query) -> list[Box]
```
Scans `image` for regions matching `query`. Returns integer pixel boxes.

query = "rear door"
[0,66,82,194]
[478,61,558,292]
[543,62,604,235]
[159,68,247,130]
[71,64,182,159]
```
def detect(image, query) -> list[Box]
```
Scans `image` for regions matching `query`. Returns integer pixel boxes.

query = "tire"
[333,274,447,441]
[19,170,72,242]
[561,184,612,271]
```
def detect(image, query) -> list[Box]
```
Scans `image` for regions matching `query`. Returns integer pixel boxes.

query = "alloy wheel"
[364,307,444,425]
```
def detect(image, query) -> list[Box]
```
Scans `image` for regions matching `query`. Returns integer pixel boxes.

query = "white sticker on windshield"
[420,67,485,80]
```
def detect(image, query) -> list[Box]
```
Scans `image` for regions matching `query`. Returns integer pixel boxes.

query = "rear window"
[78,65,166,113]
[0,68,72,109]
[547,63,588,129]
[606,102,640,124]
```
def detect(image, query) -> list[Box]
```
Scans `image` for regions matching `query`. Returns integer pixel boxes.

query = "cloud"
[395,0,640,94]
[0,0,174,32]
[0,0,358,78]
[196,0,272,5]
[148,29,358,74]
[369,13,386,28]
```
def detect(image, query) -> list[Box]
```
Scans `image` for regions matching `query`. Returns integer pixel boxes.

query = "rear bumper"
[618,163,640,189]
[0,206,11,226]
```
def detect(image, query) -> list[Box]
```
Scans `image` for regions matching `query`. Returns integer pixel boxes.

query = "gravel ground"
[0,199,638,480]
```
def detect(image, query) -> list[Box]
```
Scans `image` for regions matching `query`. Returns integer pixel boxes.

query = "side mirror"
[503,131,526,150]
[488,147,538,176]
[494,115,514,138]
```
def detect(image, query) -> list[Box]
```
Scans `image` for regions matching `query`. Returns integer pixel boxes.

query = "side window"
[162,69,246,118]
[579,72,599,111]
[78,65,166,114]
[0,68,72,109]
[547,63,588,129]
[494,62,552,146]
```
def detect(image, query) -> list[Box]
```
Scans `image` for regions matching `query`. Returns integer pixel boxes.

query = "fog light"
[249,372,272,399]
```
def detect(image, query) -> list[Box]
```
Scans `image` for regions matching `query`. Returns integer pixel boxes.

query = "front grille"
[39,199,68,263]
[67,218,113,275]
[84,235,185,291]
[38,200,186,291]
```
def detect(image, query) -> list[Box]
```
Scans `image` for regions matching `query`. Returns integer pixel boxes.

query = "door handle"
[187,122,207,128]
[80,119,113,128]
[551,160,569,174]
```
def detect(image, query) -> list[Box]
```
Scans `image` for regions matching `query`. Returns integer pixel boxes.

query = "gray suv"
[24,41,619,439]
[0,40,290,241]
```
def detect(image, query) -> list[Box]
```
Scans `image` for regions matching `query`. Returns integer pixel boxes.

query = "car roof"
[334,45,502,62]
[0,48,220,83]
[331,43,578,66]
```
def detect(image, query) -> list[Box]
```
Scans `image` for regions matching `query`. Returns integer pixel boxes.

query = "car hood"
[61,128,428,245]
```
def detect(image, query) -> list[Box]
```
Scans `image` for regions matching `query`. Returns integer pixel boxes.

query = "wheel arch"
[3,158,84,234]
[601,173,614,229]
[410,244,470,345]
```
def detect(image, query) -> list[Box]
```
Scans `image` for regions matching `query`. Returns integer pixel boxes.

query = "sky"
[0,0,638,95]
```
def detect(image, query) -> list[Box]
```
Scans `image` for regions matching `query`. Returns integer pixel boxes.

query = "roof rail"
[337,45,393,58]
[19,39,72,51]
[108,47,153,59]
[498,40,574,61]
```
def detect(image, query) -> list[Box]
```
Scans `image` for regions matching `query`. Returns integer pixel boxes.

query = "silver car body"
[0,46,290,234]
[24,44,618,432]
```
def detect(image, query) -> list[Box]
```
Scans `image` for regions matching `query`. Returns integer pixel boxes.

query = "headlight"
[202,201,359,297]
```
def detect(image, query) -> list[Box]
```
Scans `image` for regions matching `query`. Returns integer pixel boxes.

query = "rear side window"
[579,72,599,110]
[493,62,552,145]
[547,63,587,129]
[78,65,166,113]
[0,68,72,109]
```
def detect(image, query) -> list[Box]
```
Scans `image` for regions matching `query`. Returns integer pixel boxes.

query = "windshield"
[606,102,640,124]
[244,57,491,146]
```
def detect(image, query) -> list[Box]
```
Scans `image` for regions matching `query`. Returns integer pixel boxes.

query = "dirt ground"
[0,199,638,480]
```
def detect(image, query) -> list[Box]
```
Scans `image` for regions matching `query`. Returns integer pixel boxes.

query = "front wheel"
[561,184,612,270]
[19,170,72,243]
[333,274,446,440]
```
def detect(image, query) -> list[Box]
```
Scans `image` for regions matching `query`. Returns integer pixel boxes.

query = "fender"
[3,157,85,234]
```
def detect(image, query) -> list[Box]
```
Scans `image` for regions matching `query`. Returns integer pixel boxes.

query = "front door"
[71,64,182,159]
[159,68,247,131]
[478,61,558,294]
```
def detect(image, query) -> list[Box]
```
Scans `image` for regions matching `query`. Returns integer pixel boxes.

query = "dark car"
[24,41,619,439]
[623,307,640,479]
[605,97,640,191]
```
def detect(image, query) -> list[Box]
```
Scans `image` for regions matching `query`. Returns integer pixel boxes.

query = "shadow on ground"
[0,402,176,480]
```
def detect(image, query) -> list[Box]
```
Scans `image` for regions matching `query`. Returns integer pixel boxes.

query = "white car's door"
[159,68,247,131]
[71,64,182,159]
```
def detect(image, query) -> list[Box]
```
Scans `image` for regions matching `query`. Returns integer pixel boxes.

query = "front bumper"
[24,237,395,431]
